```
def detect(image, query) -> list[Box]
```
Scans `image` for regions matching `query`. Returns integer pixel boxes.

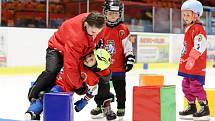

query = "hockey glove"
[125,55,135,72]
[74,82,88,95]
[185,49,201,70]
[74,98,88,112]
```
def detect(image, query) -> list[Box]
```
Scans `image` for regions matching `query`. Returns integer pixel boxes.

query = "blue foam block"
[43,92,74,121]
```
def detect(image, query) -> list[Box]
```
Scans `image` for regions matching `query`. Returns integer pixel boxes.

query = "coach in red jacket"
[28,12,106,102]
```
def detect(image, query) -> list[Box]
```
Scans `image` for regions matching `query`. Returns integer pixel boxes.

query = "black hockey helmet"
[104,0,123,12]
[103,0,123,27]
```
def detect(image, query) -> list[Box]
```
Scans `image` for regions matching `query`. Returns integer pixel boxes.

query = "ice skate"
[25,99,43,120]
[103,99,116,121]
[90,107,105,119]
[25,111,40,120]
[179,103,197,120]
[117,108,125,120]
[193,101,210,121]
[104,106,117,121]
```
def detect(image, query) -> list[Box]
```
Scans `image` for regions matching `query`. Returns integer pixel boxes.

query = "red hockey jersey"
[178,23,207,85]
[55,62,111,92]
[48,13,97,90]
[95,23,133,72]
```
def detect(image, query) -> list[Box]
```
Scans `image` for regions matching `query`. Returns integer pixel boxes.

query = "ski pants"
[94,80,115,107]
[182,77,207,102]
[28,48,63,101]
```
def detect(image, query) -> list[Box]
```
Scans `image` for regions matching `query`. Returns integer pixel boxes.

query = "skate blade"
[118,116,124,121]
[40,113,43,121]
[91,113,105,119]
[106,116,117,121]
[179,114,193,120]
[193,115,210,121]
[25,113,32,120]
[106,118,116,121]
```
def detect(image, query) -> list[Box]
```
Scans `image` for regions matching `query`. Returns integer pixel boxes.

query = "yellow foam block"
[184,88,215,117]
[139,74,164,86]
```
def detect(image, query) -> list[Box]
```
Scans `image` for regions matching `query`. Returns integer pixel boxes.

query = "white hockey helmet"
[181,0,203,17]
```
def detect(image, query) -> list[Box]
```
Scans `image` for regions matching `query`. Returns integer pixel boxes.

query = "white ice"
[0,68,214,121]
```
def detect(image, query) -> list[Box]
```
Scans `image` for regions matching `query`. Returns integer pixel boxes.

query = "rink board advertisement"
[0,30,7,67]
[131,32,215,63]
[135,33,169,63]
[207,36,215,61]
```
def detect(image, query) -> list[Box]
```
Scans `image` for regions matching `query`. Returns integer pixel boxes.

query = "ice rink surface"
[0,68,214,121]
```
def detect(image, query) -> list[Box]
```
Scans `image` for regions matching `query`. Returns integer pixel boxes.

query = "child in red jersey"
[90,0,135,120]
[25,49,112,120]
[178,0,210,120]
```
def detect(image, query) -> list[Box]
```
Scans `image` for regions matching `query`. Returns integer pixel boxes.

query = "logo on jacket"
[119,30,125,38]
[105,40,115,56]
[197,35,203,42]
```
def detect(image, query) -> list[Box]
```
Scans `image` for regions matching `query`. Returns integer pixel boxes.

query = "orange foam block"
[139,74,164,86]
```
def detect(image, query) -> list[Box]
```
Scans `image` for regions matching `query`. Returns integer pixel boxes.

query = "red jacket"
[48,13,96,90]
